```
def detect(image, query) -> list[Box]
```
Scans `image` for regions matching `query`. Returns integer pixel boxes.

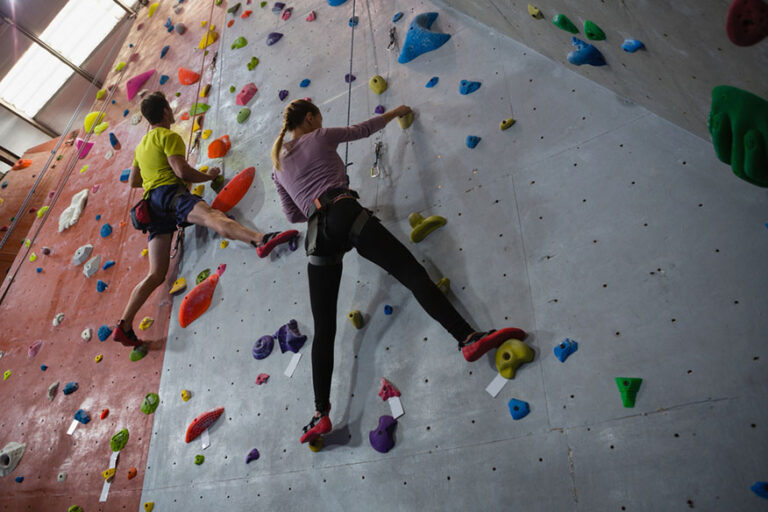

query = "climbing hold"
[299,78,311,87]
[459,80,481,95]
[159,74,169,85]
[306,10,316,21]
[528,4,543,19]
[84,255,101,277]
[75,138,93,158]
[378,378,401,400]
[397,112,413,129]
[345,74,356,83]
[160,45,170,59]
[408,212,446,242]
[68,506,83,512]
[507,398,530,420]
[93,121,109,135]
[27,340,43,359]
[46,381,59,401]
[279,89,289,101]
[40,364,47,370]
[242,10,252,18]
[130,344,148,362]
[393,11,404,22]
[123,109,129,117]
[141,393,160,414]
[185,406,225,442]
[181,389,191,402]
[147,1,158,17]
[228,2,241,15]
[194,454,205,465]
[727,0,768,46]
[57,472,66,482]
[236,83,258,105]
[192,115,203,132]
[196,268,211,284]
[74,409,91,424]
[141,248,148,257]
[253,335,274,359]
[139,317,154,330]
[267,32,283,45]
[398,12,452,64]
[568,37,606,66]
[199,85,211,99]
[554,338,578,362]
[616,377,642,407]
[436,277,450,294]
[369,415,397,453]
[126,69,155,101]
[127,467,137,479]
[14,476,23,483]
[552,14,579,33]
[708,85,768,187]
[84,111,105,133]
[349,15,359,27]
[35,268,42,273]
[53,312,65,326]
[81,328,92,342]
[109,133,121,150]
[327,0,347,5]
[211,166,255,212]
[176,22,186,34]
[272,2,285,11]
[120,169,130,182]
[102,260,115,270]
[96,280,108,292]
[115,61,126,72]
[425,76,439,88]
[100,223,113,238]
[178,68,201,87]
[96,88,106,100]
[111,428,129,452]
[466,135,481,149]
[189,103,210,116]
[584,20,606,40]
[274,319,307,353]
[247,56,259,70]
[282,7,292,20]
[191,185,204,197]
[495,339,534,379]
[179,265,226,327]
[231,36,248,49]
[246,448,260,463]
[369,75,387,94]
[210,175,225,193]
[144,503,154,512]
[62,382,79,395]
[229,85,236,93]
[348,310,364,329]
[131,113,142,125]
[102,467,116,483]
[621,39,645,52]
[255,373,270,385]
[199,28,219,49]
[97,325,112,342]
[751,481,768,499]
[29,253,37,262]
[101,409,109,420]
[207,135,231,159]
[500,117,516,130]
[72,244,93,266]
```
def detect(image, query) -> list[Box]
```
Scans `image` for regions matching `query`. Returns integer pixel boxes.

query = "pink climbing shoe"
[300,413,332,444]
[113,320,144,347]
[460,327,527,362]
[256,230,299,258]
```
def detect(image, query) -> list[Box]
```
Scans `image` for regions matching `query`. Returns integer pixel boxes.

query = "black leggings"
[308,199,474,413]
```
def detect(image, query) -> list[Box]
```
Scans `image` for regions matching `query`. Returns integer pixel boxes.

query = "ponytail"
[271,123,288,170]
[271,99,320,170]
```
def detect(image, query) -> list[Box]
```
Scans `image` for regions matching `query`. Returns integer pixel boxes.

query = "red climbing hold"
[227,19,235,27]
[185,406,225,443]
[100,409,109,420]
[180,112,190,121]
[727,0,768,46]
[378,378,401,401]
[207,135,231,159]
[126,69,156,101]
[306,10,316,21]
[236,83,258,106]
[256,230,299,258]
[462,327,527,362]
[242,10,252,18]
[211,166,254,212]
[179,264,226,328]
[178,67,201,85]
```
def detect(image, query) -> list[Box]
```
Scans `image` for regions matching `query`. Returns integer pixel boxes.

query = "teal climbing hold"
[100,223,112,237]
[300,78,310,87]
[553,14,579,34]
[327,0,347,5]
[622,39,645,52]
[615,377,642,408]
[393,12,403,23]
[159,75,169,85]
[459,80,481,95]
[231,37,247,49]
[584,20,606,40]
[398,12,451,64]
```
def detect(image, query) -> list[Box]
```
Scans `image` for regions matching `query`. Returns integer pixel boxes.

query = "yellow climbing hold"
[308,437,323,452]
[527,4,543,19]
[397,112,414,130]
[143,502,155,512]
[170,277,186,294]
[115,61,126,72]
[84,111,105,133]
[147,2,159,18]
[181,389,191,401]
[141,248,148,257]
[200,84,211,98]
[192,116,202,132]
[347,310,364,329]
[199,165,209,172]
[220,240,229,249]
[102,468,116,482]
[191,185,204,196]
[500,118,516,130]
[24,239,30,247]
[495,338,534,379]
[80,165,89,174]
[36,206,49,218]
[29,252,37,262]
[200,20,207,27]
[199,28,219,49]
[436,277,450,294]
[139,317,154,330]
[408,213,446,243]
[94,354,103,363]
[96,89,106,100]
[369,75,388,95]
[202,129,212,140]
[93,122,109,135]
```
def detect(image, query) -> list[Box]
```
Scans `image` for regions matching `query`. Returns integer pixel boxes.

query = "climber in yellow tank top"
[132,126,186,199]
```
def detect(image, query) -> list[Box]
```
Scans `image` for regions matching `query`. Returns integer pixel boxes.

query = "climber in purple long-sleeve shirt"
[270,99,527,445]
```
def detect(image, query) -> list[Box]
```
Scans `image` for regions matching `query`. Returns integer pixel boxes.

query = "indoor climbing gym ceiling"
[0,0,766,511]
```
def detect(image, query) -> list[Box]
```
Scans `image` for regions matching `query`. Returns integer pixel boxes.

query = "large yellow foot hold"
[309,437,324,452]
[528,4,544,19]
[143,502,155,512]
[495,339,534,379]
[102,468,115,482]
[398,112,414,130]
[191,185,204,197]
[139,317,154,330]
[170,277,187,295]
[348,310,364,329]
[409,213,447,243]
[500,117,516,130]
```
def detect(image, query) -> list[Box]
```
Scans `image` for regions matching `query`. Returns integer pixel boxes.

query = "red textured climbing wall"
[0,1,222,509]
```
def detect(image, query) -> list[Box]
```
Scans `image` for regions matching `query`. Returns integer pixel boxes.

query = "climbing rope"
[342,0,358,181]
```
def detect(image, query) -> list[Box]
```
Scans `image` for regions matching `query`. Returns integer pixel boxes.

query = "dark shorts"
[146,184,203,241]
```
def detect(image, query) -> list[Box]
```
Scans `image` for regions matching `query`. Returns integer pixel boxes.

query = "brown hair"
[141,91,169,125]
[271,99,320,170]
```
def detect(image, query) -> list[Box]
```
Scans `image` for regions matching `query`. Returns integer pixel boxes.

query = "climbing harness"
[370,141,383,178]
[305,188,370,266]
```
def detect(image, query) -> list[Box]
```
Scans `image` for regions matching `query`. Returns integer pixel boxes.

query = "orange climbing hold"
[11,159,32,170]
[179,264,226,328]
[178,67,201,85]
[185,406,225,443]
[180,112,190,121]
[211,166,255,213]
[227,19,235,27]
[242,10,252,18]
[207,135,231,159]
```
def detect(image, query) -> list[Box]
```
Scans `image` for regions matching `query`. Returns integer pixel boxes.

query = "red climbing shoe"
[300,414,332,444]
[460,327,527,362]
[113,320,144,347]
[256,230,299,258]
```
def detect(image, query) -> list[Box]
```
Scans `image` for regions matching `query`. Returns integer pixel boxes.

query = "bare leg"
[120,233,173,328]
[186,201,264,245]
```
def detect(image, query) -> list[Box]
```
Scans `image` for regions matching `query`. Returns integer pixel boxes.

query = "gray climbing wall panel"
[141,1,768,510]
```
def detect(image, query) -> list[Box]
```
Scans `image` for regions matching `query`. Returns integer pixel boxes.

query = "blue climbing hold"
[466,135,481,149]
[349,16,359,27]
[62,381,79,395]
[567,37,606,66]
[425,76,439,88]
[1,182,7,188]
[160,45,170,58]
[384,305,393,315]
[97,280,108,293]
[111,100,116,104]
[751,482,768,499]
[272,1,285,11]
[129,43,133,48]
[95,214,101,220]
[554,338,578,362]
[327,0,347,5]
[375,105,385,114]
[393,12,403,23]
[123,109,129,117]
[621,39,645,53]
[97,325,112,342]
[507,398,530,420]
[266,32,283,45]
[100,223,113,238]
[300,78,311,87]
[398,12,451,64]
[120,169,130,182]
[102,260,115,270]
[164,18,174,32]
[459,80,481,95]
[74,409,91,424]
[15,477,23,483]
[109,133,119,149]
[40,365,47,371]
[159,74,169,85]
[36,267,42,273]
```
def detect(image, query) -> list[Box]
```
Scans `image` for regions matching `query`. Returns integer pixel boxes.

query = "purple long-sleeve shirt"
[272,115,388,223]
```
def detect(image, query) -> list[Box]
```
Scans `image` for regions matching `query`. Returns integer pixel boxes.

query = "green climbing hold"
[96,89,106,100]
[229,85,236,93]
[115,61,126,72]
[227,2,241,15]
[130,344,148,362]
[189,103,210,116]
[615,377,642,408]
[110,428,129,452]
[216,0,222,4]
[3,370,11,381]
[552,14,579,34]
[247,57,259,70]
[211,175,225,193]
[68,506,84,512]
[237,108,251,124]
[260,1,267,7]
[584,20,606,40]
[708,85,768,187]
[231,37,247,50]
[195,454,205,465]
[141,393,159,414]
[197,268,211,284]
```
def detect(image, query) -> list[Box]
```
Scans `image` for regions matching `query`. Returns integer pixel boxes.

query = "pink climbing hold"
[306,10,316,21]
[255,373,270,385]
[126,69,155,101]
[236,83,258,106]
[75,138,94,159]
[28,340,44,359]
[282,7,292,20]
[378,378,401,401]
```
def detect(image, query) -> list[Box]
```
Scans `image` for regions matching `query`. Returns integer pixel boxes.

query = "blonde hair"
[271,99,320,170]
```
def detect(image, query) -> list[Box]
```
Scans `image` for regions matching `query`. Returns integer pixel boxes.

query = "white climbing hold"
[82,328,93,341]
[131,113,142,125]
[0,442,26,477]
[72,244,93,266]
[47,381,59,401]
[53,313,65,326]
[105,149,114,160]
[58,189,89,232]
[83,255,101,278]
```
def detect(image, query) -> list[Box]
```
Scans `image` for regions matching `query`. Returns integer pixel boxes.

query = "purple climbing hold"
[278,89,289,101]
[459,80,481,95]
[160,45,170,59]
[267,32,283,45]
[246,448,260,463]
[28,340,43,359]
[369,415,397,453]
[272,2,285,12]
[252,335,274,360]
[425,76,439,88]
[274,319,307,353]
[345,74,356,83]
[375,105,385,114]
